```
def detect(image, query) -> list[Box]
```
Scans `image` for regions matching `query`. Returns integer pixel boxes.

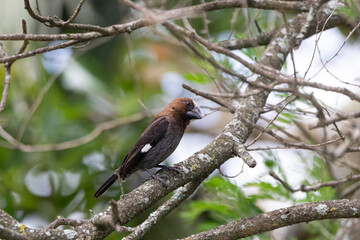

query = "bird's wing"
[118,116,169,178]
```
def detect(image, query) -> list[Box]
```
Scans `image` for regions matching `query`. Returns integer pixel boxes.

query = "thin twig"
[310,111,360,129]
[17,20,29,54]
[219,161,245,178]
[164,21,360,103]
[246,95,296,147]
[270,170,360,193]
[0,40,81,64]
[0,113,146,152]
[137,99,155,117]
[63,0,86,25]
[0,44,11,113]
[17,69,62,140]
[116,171,125,197]
[269,171,296,192]
[246,137,343,152]
[123,179,203,240]
[200,0,211,39]
[228,8,240,40]
[182,83,235,113]
[47,216,84,230]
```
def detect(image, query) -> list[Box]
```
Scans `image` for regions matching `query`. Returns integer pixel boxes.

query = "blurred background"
[0,0,359,239]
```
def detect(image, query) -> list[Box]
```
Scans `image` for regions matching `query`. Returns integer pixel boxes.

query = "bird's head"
[165,97,202,120]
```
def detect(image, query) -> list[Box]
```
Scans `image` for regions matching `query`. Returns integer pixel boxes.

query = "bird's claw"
[144,168,168,187]
[155,165,182,176]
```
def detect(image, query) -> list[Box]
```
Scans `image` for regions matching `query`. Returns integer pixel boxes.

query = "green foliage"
[181,177,262,235]
[248,151,294,202]
[240,47,263,62]
[248,152,337,203]
[276,112,299,125]
[339,0,360,22]
[300,155,337,203]
[184,72,212,84]
[247,152,338,239]
[303,220,339,240]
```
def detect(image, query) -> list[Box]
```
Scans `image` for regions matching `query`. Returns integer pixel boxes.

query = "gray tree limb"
[181,199,360,240]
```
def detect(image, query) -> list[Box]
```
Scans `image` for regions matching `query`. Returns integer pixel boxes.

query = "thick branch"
[0,209,72,240]
[0,225,30,240]
[123,179,203,240]
[181,199,360,240]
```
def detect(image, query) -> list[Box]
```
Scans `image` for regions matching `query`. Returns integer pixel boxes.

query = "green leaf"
[181,176,262,234]
[184,73,211,84]
[339,0,360,21]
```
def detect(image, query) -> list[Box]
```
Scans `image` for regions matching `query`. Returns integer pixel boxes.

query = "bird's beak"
[186,106,202,119]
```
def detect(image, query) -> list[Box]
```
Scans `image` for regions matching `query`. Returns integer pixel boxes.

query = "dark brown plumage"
[94,97,201,198]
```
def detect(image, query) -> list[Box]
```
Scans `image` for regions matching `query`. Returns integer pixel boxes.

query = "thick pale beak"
[186,107,202,119]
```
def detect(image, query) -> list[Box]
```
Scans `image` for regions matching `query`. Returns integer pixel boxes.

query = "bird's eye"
[186,101,191,106]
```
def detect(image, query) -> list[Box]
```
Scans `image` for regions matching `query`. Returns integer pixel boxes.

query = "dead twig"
[0,113,146,152]
[270,171,360,193]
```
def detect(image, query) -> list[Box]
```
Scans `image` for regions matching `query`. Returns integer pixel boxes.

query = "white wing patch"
[141,143,152,153]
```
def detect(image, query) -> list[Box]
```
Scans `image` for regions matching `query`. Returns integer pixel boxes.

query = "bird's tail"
[94,173,118,198]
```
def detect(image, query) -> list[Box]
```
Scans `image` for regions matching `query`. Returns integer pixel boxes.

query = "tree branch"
[270,171,360,193]
[182,83,235,113]
[123,179,203,240]
[0,44,11,113]
[0,224,30,240]
[181,199,360,240]
[0,113,146,152]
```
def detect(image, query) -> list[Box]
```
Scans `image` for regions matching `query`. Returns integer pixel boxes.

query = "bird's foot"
[155,165,181,175]
[144,168,168,187]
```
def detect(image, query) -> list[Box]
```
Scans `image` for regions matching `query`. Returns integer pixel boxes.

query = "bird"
[94,97,202,198]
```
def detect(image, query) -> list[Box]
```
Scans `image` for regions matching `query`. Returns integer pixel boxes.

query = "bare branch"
[0,44,11,113]
[47,216,84,230]
[310,111,360,129]
[17,20,29,54]
[218,30,275,49]
[0,113,146,152]
[269,171,296,192]
[246,95,296,147]
[0,40,81,64]
[16,69,62,140]
[0,0,307,43]
[182,83,235,113]
[270,170,360,193]
[63,0,86,25]
[234,145,257,168]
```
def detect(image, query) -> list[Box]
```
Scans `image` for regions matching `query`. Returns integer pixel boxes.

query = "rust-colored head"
[160,97,202,120]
